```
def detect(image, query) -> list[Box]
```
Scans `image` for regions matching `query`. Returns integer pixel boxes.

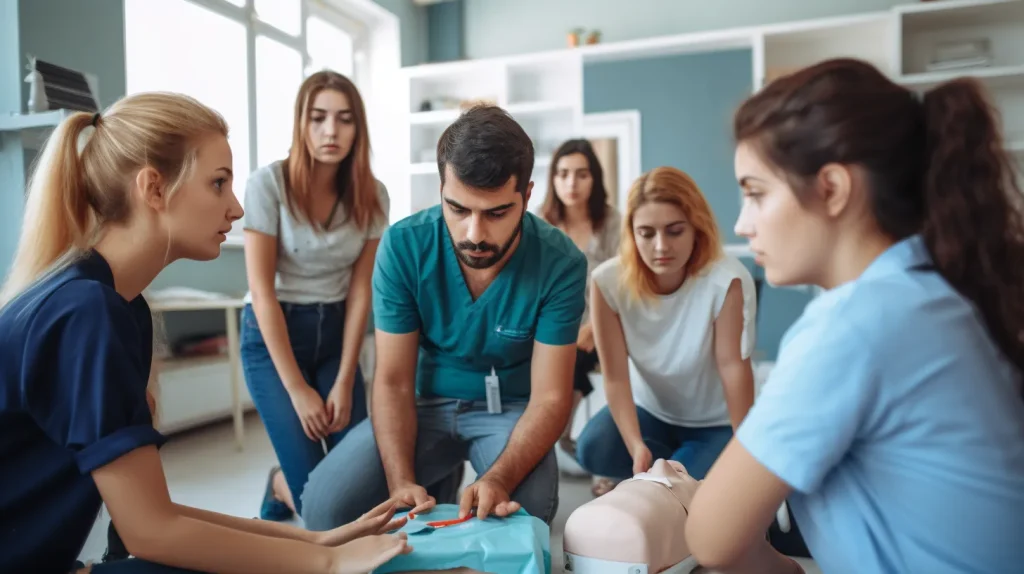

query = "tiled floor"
[78,413,819,573]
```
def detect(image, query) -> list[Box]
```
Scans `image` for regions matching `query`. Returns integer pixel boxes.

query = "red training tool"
[424,515,474,528]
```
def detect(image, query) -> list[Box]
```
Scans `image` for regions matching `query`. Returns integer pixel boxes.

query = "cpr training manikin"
[563,459,701,574]
[371,459,701,574]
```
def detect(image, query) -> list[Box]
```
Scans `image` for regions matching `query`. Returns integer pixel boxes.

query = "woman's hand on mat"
[577,323,595,352]
[325,381,353,435]
[631,443,654,475]
[390,483,436,516]
[318,500,407,546]
[458,476,521,520]
[329,532,412,574]
[289,383,330,441]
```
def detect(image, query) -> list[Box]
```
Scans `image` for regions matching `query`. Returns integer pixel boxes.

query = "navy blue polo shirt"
[0,250,166,573]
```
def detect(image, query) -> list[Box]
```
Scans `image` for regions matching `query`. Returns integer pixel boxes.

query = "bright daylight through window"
[125,0,360,240]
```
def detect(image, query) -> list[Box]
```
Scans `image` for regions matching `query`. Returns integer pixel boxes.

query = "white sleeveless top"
[592,254,757,427]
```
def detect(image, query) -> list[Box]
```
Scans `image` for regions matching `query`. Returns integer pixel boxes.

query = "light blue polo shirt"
[737,235,1024,573]
[371,206,587,401]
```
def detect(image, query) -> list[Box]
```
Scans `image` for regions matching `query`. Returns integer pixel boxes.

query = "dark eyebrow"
[738,176,766,187]
[444,198,516,213]
[444,198,467,210]
[311,107,352,115]
[486,202,516,213]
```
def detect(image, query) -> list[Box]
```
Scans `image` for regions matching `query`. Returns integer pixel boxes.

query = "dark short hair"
[436,105,534,194]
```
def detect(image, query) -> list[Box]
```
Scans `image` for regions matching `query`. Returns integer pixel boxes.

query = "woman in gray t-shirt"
[241,71,389,522]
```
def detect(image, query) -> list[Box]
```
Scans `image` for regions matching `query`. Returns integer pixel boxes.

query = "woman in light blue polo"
[686,58,1024,573]
[242,70,389,521]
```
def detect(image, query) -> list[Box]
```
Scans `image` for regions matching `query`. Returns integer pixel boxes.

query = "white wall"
[463,0,907,59]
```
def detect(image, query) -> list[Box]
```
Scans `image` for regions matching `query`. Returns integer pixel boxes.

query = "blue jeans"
[240,302,368,515]
[300,400,559,530]
[576,405,732,480]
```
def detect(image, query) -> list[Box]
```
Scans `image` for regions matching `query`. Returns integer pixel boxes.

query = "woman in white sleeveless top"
[576,166,758,493]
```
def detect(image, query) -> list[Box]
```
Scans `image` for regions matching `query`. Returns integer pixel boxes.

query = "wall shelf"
[0,109,74,150]
[397,0,1024,226]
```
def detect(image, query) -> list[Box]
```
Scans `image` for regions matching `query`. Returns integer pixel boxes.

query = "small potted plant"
[567,27,585,48]
[586,30,602,45]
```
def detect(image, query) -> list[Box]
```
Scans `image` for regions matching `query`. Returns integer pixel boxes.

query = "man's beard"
[454,214,525,270]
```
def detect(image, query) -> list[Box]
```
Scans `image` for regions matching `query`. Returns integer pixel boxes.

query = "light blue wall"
[427,0,464,63]
[0,1,25,276]
[583,50,812,359]
[585,49,751,244]
[372,0,429,67]
[462,0,906,59]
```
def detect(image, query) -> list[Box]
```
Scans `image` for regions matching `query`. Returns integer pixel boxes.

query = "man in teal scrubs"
[302,105,588,530]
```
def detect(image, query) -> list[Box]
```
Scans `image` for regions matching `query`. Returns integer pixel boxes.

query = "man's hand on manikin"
[457,475,521,520]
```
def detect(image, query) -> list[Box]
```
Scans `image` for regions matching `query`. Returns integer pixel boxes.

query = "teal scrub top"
[371,206,588,401]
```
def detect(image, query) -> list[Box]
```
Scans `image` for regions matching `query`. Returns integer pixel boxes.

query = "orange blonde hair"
[620,166,723,302]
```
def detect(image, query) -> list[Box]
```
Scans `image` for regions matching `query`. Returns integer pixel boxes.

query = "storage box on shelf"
[895,0,1024,185]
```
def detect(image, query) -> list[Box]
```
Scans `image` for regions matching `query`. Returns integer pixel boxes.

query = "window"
[307,15,354,77]
[124,0,366,241]
[254,0,301,36]
[255,36,304,167]
[125,0,251,199]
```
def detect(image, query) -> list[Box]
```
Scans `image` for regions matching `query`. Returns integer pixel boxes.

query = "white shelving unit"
[396,0,1024,222]
[400,52,583,217]
[896,0,1024,150]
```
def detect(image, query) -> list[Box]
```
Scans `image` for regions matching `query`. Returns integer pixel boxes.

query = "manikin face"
[553,152,594,209]
[440,164,533,269]
[631,202,696,284]
[734,141,833,287]
[159,133,244,261]
[306,89,357,165]
[644,459,701,506]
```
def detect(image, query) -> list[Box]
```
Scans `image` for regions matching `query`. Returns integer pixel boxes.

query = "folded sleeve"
[372,228,420,334]
[243,166,281,237]
[535,252,588,345]
[736,316,877,494]
[711,259,758,360]
[24,283,166,474]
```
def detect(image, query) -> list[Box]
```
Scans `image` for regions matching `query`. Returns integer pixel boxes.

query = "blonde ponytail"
[0,92,228,308]
[0,112,97,305]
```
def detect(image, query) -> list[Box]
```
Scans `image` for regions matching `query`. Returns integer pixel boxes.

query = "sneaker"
[260,466,294,521]
[556,439,591,478]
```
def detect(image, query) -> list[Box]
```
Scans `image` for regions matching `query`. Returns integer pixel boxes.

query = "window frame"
[126,0,368,246]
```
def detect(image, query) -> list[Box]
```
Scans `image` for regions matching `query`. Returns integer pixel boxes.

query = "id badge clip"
[485,367,502,414]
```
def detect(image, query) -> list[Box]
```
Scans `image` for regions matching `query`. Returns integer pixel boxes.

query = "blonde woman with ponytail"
[0,92,410,574]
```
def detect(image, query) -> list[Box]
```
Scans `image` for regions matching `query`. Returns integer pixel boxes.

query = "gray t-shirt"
[242,160,390,304]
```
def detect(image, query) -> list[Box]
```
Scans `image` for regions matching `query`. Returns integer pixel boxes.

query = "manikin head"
[436,105,534,270]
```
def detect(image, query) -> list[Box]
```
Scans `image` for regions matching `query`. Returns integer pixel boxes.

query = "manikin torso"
[564,459,700,572]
